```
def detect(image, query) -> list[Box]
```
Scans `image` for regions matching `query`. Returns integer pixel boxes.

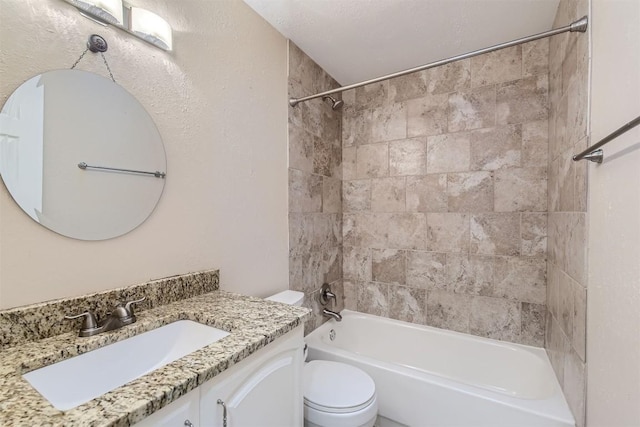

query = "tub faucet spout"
[322,308,342,322]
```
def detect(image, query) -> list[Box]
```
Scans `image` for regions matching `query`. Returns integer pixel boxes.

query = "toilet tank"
[265,290,304,306]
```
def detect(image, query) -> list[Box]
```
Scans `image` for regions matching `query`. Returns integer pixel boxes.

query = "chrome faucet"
[64,297,146,337]
[322,308,342,322]
[319,283,342,321]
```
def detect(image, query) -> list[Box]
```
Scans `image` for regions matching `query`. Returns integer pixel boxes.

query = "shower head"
[322,95,344,110]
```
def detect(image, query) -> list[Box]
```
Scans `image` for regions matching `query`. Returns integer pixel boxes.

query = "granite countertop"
[0,290,310,426]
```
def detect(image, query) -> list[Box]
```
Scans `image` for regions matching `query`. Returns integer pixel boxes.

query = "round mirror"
[0,70,166,240]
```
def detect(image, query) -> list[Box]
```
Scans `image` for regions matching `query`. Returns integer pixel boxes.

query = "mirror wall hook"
[88,34,108,53]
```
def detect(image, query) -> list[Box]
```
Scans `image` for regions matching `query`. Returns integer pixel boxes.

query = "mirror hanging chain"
[70,35,116,83]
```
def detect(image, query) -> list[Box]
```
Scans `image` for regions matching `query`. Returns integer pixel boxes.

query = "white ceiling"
[243,0,561,85]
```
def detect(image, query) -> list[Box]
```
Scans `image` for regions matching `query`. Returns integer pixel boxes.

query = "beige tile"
[289,255,304,291]
[344,213,427,250]
[565,213,587,285]
[469,124,522,171]
[548,156,560,213]
[523,38,549,77]
[470,296,521,342]
[342,146,357,180]
[289,212,313,258]
[343,280,358,311]
[564,348,586,427]
[470,213,521,256]
[406,94,449,137]
[372,249,406,285]
[574,138,588,212]
[356,143,389,178]
[310,213,341,251]
[426,59,471,94]
[406,251,446,290]
[522,119,549,167]
[343,180,371,212]
[558,152,575,211]
[494,167,547,212]
[343,246,372,282]
[521,302,546,347]
[302,251,324,294]
[388,71,428,102]
[357,282,389,317]
[426,290,472,333]
[322,177,341,213]
[522,213,548,257]
[572,282,586,362]
[547,262,560,320]
[322,247,342,284]
[427,213,470,253]
[314,135,335,177]
[389,286,426,324]
[554,93,569,159]
[289,169,322,213]
[288,42,320,92]
[447,172,494,212]
[448,85,497,132]
[426,133,471,173]
[471,45,522,87]
[342,213,385,249]
[494,256,547,304]
[445,254,495,296]
[406,175,448,213]
[371,177,406,212]
[546,314,570,385]
[496,75,549,125]
[389,138,427,176]
[342,108,371,147]
[355,81,388,110]
[386,213,428,250]
[370,103,407,143]
[289,125,314,172]
[567,67,588,146]
[558,271,575,340]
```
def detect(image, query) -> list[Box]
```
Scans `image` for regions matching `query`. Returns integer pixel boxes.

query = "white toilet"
[266,290,378,427]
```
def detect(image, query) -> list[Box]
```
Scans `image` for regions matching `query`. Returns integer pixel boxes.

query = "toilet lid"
[304,360,376,413]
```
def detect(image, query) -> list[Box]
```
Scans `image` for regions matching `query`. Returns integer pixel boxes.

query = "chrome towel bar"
[78,162,166,178]
[573,115,640,163]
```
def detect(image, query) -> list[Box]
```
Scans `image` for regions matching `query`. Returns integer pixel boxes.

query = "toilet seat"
[303,360,376,413]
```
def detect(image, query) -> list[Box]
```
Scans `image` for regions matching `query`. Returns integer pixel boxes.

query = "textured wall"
[0,0,289,308]
[341,40,550,345]
[287,43,343,334]
[545,0,589,425]
[587,0,640,424]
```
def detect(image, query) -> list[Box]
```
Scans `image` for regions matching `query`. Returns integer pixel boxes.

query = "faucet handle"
[123,296,146,316]
[64,311,98,331]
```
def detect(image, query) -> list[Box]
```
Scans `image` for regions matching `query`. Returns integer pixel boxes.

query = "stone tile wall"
[546,1,589,425]
[341,40,550,346]
[288,42,344,334]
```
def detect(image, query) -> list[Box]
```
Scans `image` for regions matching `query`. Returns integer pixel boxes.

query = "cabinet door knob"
[217,399,228,427]
[184,420,194,427]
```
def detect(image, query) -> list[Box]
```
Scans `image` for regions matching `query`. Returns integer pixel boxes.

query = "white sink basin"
[23,320,230,410]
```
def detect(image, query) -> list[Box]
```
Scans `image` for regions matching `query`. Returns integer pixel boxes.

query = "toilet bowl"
[303,360,378,427]
[266,290,378,427]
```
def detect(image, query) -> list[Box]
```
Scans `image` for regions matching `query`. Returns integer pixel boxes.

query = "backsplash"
[0,269,219,349]
[340,40,550,346]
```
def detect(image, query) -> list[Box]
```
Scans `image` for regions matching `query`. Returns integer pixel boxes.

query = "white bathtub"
[305,310,575,427]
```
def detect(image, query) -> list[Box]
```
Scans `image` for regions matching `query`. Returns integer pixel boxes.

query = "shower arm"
[289,16,588,107]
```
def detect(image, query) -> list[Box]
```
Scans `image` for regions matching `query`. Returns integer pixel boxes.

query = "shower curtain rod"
[289,16,588,107]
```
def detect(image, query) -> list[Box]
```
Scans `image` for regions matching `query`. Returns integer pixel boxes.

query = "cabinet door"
[134,387,199,427]
[200,327,304,427]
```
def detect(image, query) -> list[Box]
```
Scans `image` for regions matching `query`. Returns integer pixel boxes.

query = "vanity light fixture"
[62,0,173,51]
[64,0,124,25]
[129,7,172,51]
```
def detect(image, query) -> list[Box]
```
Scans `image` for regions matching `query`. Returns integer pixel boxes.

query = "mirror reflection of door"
[0,70,167,240]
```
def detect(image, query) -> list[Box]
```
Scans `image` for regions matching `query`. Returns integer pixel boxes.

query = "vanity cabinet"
[134,326,304,427]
